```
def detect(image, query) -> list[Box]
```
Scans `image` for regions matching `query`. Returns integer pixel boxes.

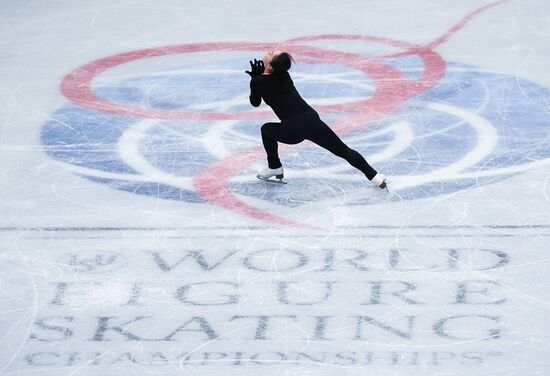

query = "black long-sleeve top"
[249,72,311,120]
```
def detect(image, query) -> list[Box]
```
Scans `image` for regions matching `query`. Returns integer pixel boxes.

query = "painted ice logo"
[41,33,550,226]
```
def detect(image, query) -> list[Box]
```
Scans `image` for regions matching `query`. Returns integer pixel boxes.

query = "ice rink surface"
[1,0,550,375]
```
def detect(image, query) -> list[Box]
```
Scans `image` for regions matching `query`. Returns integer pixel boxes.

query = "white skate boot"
[371,173,388,191]
[257,166,287,184]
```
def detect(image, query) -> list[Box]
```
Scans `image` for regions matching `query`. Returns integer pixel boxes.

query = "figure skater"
[246,51,387,189]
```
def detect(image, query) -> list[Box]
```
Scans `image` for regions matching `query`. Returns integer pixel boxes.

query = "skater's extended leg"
[306,117,377,180]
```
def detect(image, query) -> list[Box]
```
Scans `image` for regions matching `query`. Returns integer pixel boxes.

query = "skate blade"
[380,178,390,193]
[374,180,390,193]
[257,175,288,184]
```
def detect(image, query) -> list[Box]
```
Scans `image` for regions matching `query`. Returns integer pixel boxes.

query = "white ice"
[1,1,550,375]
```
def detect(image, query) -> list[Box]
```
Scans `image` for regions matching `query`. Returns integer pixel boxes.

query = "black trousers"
[261,109,377,180]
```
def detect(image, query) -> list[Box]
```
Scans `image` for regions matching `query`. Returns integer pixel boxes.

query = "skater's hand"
[245,59,264,77]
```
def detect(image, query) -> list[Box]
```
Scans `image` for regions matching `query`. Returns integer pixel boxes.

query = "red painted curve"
[427,0,510,50]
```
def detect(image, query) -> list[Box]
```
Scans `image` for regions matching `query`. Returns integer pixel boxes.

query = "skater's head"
[263,51,294,75]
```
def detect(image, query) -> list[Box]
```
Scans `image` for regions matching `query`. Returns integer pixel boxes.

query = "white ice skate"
[257,166,287,184]
[371,173,388,191]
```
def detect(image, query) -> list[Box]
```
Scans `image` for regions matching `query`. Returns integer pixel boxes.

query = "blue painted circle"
[41,57,550,206]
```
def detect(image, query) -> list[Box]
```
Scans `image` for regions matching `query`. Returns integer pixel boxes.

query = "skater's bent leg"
[261,123,283,169]
[308,120,377,180]
[261,121,305,169]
